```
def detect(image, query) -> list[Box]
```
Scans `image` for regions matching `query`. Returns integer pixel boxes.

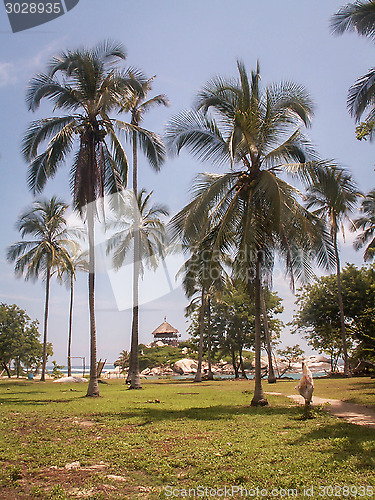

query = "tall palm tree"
[116,77,169,385]
[305,167,361,376]
[60,244,88,377]
[107,189,169,388]
[353,189,375,260]
[167,61,334,405]
[7,197,71,381]
[22,41,137,396]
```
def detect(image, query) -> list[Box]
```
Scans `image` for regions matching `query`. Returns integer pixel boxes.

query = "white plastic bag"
[296,362,314,404]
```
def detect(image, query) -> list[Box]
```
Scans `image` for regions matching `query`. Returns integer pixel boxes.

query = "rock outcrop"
[173,358,198,375]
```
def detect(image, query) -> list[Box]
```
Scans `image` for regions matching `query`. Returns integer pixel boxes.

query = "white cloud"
[0,38,66,89]
[0,62,17,87]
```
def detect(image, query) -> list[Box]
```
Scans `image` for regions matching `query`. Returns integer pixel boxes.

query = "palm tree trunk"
[129,129,142,390]
[251,254,268,406]
[194,288,206,382]
[206,296,214,380]
[129,241,141,389]
[67,274,74,377]
[41,267,51,382]
[86,204,100,397]
[261,287,276,384]
[333,230,350,376]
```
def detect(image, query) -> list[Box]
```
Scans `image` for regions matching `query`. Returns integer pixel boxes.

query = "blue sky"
[0,0,374,365]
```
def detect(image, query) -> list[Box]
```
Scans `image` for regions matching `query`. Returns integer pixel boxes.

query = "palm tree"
[116,77,169,385]
[7,197,71,381]
[107,189,169,388]
[167,61,334,405]
[305,166,361,376]
[331,2,375,139]
[22,41,137,396]
[353,189,375,260]
[60,244,88,377]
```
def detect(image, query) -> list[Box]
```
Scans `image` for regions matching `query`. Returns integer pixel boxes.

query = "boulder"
[53,376,87,383]
[173,359,198,375]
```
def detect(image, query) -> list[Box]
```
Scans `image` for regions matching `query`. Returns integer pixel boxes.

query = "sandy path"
[266,392,375,428]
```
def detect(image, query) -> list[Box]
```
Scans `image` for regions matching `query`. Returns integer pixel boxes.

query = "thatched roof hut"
[152,317,179,345]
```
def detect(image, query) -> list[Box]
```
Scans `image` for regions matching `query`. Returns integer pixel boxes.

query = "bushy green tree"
[292,264,375,364]
[0,304,50,377]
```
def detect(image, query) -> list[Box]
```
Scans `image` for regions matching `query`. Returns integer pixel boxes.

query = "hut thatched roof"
[152,318,179,335]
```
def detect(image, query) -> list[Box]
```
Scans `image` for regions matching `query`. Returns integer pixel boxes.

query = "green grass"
[0,378,374,499]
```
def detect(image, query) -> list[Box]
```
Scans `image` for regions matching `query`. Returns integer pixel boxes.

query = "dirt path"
[266,392,375,428]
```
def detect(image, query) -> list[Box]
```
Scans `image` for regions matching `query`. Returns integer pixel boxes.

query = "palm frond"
[331,1,375,40]
[347,68,375,121]
[166,110,230,166]
[22,117,76,161]
[27,123,76,194]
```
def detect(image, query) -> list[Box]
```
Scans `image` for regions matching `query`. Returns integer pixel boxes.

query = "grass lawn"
[0,378,374,499]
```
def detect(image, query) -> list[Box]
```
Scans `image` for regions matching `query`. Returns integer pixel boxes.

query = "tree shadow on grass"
[291,419,375,470]
[0,396,83,406]
[92,403,299,424]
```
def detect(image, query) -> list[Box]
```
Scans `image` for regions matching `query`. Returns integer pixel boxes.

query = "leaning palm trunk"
[194,288,206,382]
[40,267,51,382]
[67,274,74,377]
[261,287,276,384]
[251,255,268,406]
[86,204,100,397]
[333,231,350,377]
